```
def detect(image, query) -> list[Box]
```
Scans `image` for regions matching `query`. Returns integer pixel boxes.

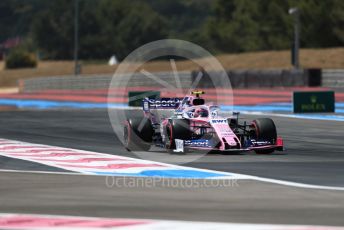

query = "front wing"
[174,137,284,152]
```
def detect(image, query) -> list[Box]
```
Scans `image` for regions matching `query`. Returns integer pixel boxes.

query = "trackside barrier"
[18,69,324,93]
[18,72,192,93]
[191,69,312,88]
[322,69,344,87]
[293,91,335,113]
[306,68,322,87]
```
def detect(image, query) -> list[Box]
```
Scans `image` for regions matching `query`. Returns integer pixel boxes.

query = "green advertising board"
[293,91,335,113]
[128,91,160,107]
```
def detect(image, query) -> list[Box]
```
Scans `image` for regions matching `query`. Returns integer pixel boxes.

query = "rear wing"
[143,98,182,112]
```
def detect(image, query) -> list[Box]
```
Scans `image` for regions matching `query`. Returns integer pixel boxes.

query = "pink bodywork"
[208,118,241,150]
[174,103,241,151]
[145,93,284,152]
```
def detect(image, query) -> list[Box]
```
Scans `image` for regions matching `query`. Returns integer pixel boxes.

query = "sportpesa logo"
[146,98,182,108]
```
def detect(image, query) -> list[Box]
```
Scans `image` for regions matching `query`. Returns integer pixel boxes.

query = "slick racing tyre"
[124,117,153,151]
[251,118,277,154]
[165,119,191,151]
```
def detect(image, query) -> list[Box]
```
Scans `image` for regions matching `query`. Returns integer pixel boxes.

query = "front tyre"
[251,118,277,154]
[123,117,153,151]
[164,119,191,152]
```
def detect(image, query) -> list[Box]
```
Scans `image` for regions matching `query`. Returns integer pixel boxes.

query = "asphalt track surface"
[0,109,343,226]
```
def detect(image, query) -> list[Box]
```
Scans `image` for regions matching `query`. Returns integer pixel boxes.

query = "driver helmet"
[194,108,209,118]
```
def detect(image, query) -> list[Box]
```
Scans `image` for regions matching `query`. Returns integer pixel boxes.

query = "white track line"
[0,138,246,179]
[0,169,81,176]
[248,175,344,191]
[241,111,344,122]
[0,138,344,191]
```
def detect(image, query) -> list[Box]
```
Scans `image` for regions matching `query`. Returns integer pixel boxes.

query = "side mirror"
[232,112,240,116]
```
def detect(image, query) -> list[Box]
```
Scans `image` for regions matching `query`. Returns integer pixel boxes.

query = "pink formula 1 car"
[124,91,284,154]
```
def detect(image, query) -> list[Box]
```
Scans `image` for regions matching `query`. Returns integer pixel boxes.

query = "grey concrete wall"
[19,72,192,92]
[322,69,344,87]
[192,69,307,88]
[19,69,316,93]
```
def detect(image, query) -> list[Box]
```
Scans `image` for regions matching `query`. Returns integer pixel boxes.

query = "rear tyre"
[123,117,153,151]
[165,119,191,152]
[251,118,277,154]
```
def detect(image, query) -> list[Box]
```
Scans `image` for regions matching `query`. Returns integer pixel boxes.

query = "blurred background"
[0,0,343,112]
[0,0,343,88]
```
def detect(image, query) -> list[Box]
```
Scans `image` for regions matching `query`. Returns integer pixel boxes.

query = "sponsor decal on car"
[245,139,272,147]
[210,119,228,124]
[143,98,182,109]
[143,100,150,111]
[184,139,212,148]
